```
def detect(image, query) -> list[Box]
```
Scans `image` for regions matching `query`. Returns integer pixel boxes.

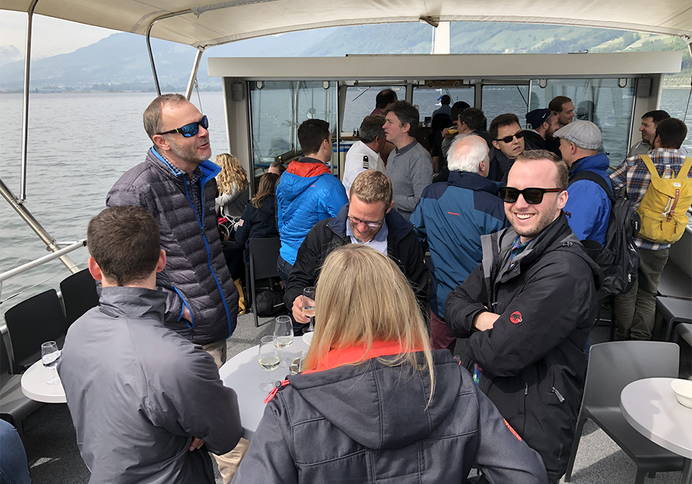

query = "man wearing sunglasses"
[446,150,600,483]
[488,113,525,182]
[286,170,428,330]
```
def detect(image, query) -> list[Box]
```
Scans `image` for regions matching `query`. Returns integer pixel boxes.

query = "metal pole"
[20,0,39,202]
[0,240,86,283]
[0,177,80,274]
[185,46,206,100]
[146,23,162,96]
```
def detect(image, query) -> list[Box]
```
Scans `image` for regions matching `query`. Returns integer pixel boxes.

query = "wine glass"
[303,286,316,332]
[273,315,294,348]
[258,336,281,371]
[41,341,61,385]
[289,350,304,375]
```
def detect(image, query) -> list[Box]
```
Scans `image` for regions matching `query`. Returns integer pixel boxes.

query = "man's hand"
[292,295,310,324]
[473,311,501,331]
[189,437,205,451]
[182,306,192,322]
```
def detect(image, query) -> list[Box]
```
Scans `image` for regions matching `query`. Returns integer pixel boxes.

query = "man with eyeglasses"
[488,113,525,182]
[445,150,600,483]
[106,94,243,481]
[285,170,428,330]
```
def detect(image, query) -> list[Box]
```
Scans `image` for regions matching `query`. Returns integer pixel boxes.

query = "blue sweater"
[411,171,506,318]
[565,153,612,246]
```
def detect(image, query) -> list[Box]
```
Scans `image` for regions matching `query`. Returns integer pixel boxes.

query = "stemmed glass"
[41,341,61,385]
[273,315,294,349]
[303,286,316,332]
[257,336,281,371]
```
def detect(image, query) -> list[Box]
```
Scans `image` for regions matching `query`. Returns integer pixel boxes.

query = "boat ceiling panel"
[4,1,692,46]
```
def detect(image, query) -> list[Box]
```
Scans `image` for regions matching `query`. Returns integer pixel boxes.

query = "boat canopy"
[5,0,692,47]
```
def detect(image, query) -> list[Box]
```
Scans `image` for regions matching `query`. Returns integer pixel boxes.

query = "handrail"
[20,0,40,201]
[0,240,86,284]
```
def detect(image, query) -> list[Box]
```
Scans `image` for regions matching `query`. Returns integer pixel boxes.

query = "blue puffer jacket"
[565,152,612,246]
[276,157,348,265]
[411,171,506,319]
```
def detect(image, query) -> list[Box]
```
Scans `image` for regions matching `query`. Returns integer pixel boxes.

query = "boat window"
[528,79,636,167]
[342,85,406,133]
[249,80,337,177]
[412,87,475,125]
[481,84,530,128]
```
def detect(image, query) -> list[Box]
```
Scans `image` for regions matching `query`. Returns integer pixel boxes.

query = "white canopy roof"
[5,0,692,48]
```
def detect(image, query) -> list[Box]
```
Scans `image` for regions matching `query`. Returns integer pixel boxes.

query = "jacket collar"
[447,171,499,195]
[329,204,412,242]
[286,157,332,178]
[147,147,220,186]
[98,286,166,321]
[303,340,422,373]
[570,152,610,175]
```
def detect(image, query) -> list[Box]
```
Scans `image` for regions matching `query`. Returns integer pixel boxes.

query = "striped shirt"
[610,148,690,251]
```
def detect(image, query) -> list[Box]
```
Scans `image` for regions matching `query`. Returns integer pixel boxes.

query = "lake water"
[1,88,690,305]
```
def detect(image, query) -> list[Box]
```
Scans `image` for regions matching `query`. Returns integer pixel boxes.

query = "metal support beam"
[145,8,195,95]
[0,177,80,274]
[20,0,39,202]
[0,240,85,284]
[185,46,206,100]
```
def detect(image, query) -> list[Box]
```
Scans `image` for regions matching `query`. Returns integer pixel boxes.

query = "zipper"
[551,386,565,403]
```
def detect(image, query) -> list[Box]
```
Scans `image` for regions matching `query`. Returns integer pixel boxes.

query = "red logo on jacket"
[509,311,523,324]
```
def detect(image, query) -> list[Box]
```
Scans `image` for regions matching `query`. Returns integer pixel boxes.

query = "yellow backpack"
[636,154,692,244]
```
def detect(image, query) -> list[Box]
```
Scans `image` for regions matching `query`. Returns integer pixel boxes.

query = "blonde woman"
[215,153,249,218]
[235,245,547,484]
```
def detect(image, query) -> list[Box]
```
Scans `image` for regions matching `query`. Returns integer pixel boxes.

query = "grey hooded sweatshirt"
[58,287,241,483]
[234,350,547,483]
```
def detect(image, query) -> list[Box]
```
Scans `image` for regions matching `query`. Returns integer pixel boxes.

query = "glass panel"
[249,81,337,178]
[481,85,530,128]
[413,87,475,124]
[342,85,406,133]
[659,82,692,154]
[529,79,636,167]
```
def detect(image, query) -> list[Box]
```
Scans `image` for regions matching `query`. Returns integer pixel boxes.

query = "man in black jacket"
[286,170,429,329]
[445,150,600,483]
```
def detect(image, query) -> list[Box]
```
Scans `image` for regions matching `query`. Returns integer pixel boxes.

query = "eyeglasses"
[157,115,208,137]
[499,187,563,204]
[348,215,384,229]
[494,131,525,143]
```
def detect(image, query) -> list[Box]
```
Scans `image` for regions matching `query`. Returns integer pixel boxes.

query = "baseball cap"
[554,120,602,150]
[525,109,551,130]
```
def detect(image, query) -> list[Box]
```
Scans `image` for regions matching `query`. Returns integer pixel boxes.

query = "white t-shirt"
[342,141,385,196]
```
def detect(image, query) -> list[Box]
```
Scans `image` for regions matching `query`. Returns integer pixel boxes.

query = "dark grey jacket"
[107,148,238,344]
[234,350,547,483]
[58,287,241,484]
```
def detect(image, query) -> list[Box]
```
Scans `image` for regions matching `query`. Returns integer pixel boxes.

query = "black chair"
[656,296,692,341]
[246,237,282,327]
[675,323,692,378]
[60,268,99,326]
[564,341,684,483]
[0,329,42,432]
[4,289,68,372]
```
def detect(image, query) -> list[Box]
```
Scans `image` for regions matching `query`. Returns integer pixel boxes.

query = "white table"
[620,377,692,484]
[21,360,67,403]
[219,337,309,439]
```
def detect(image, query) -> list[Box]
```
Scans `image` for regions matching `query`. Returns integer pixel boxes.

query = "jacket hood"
[327,204,413,243]
[280,157,333,203]
[288,350,461,449]
[571,152,610,177]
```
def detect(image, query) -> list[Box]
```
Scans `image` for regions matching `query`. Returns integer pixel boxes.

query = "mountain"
[0,22,688,92]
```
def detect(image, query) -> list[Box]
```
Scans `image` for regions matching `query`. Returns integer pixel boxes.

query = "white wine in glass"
[258,336,281,371]
[303,286,316,331]
[273,315,294,348]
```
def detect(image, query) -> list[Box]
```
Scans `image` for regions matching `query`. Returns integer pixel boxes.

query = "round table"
[21,360,67,403]
[219,336,309,439]
[620,377,692,483]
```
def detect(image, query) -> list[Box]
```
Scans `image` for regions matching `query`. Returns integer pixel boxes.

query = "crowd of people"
[4,89,688,484]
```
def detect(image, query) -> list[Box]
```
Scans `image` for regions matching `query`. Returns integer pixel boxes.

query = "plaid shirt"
[610,148,690,251]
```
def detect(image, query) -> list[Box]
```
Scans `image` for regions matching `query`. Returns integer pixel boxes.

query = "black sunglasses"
[494,131,525,143]
[157,115,208,137]
[499,186,563,204]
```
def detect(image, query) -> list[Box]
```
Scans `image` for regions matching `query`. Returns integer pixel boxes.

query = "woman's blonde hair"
[304,244,435,403]
[215,153,248,194]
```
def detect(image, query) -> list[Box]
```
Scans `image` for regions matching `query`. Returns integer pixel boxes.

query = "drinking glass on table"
[258,336,281,371]
[289,350,304,375]
[303,286,316,332]
[273,315,294,348]
[41,341,61,385]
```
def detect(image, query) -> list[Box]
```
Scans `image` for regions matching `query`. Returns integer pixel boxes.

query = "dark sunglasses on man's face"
[157,115,208,137]
[494,131,525,143]
[499,186,563,204]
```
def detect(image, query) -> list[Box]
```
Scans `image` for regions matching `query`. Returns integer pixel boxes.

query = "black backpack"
[569,171,640,297]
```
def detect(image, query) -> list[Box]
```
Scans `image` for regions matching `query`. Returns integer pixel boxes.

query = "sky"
[0,10,115,59]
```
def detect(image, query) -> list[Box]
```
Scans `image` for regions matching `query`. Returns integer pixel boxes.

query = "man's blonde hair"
[349,170,392,206]
[304,244,435,404]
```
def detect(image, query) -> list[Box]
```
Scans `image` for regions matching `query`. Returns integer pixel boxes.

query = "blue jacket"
[565,153,612,246]
[411,171,506,318]
[276,157,348,265]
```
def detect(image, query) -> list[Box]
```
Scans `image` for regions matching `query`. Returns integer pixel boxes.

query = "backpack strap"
[569,170,614,202]
[675,157,692,180]
[639,154,660,180]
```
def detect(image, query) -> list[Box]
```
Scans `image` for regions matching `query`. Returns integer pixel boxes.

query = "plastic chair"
[60,268,99,326]
[246,237,282,327]
[675,323,692,379]
[0,330,41,432]
[656,296,692,341]
[564,341,684,483]
[3,289,68,372]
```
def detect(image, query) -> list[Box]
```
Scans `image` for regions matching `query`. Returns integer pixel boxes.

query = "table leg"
[682,458,692,484]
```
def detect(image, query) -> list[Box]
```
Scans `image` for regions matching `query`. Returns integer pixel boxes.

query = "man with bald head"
[412,135,506,351]
[446,150,600,482]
